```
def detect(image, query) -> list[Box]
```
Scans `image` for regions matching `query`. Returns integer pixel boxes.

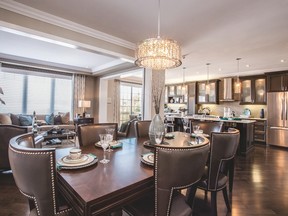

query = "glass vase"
[149,114,165,145]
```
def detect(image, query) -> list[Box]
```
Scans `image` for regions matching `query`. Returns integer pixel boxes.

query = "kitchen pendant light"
[181,67,187,95]
[135,0,182,70]
[234,58,241,93]
[205,63,210,95]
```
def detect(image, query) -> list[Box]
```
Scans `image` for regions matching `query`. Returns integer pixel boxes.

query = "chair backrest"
[207,129,240,190]
[8,133,66,215]
[174,117,184,132]
[0,125,28,170]
[154,143,210,216]
[135,120,151,139]
[191,121,223,136]
[78,123,118,146]
[126,119,137,138]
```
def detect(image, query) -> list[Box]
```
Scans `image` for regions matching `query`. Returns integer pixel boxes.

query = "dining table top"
[55,132,209,216]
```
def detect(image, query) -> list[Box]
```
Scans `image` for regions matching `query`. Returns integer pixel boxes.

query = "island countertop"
[183,116,256,124]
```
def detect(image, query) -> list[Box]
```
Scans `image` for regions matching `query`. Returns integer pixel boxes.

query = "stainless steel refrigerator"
[267,92,288,147]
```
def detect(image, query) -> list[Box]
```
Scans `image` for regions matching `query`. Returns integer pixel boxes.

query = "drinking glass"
[193,125,200,144]
[99,134,110,164]
[155,131,164,144]
[105,128,115,152]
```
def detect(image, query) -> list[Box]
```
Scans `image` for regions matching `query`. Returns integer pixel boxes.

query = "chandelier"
[135,0,182,70]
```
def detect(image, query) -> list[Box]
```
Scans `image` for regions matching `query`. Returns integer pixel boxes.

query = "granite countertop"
[183,116,256,124]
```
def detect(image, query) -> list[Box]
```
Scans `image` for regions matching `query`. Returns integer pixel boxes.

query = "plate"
[141,153,154,166]
[95,141,122,148]
[191,133,209,138]
[57,154,96,167]
[165,133,174,139]
[62,154,89,164]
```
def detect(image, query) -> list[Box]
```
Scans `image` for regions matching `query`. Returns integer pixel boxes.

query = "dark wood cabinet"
[196,80,219,104]
[166,84,187,104]
[266,71,288,92]
[240,75,266,105]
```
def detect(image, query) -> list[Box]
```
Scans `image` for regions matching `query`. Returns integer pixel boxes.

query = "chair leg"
[229,159,235,193]
[186,185,198,207]
[222,187,231,212]
[211,191,218,216]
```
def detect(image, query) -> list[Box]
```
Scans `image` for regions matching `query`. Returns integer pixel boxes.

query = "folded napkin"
[110,142,123,149]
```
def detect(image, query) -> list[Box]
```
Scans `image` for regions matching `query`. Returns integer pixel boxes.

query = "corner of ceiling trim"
[0,1,136,50]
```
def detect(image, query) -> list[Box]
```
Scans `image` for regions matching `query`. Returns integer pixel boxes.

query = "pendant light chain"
[206,63,210,85]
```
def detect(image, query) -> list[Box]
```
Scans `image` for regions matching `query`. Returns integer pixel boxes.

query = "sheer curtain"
[113,80,120,124]
[73,74,86,118]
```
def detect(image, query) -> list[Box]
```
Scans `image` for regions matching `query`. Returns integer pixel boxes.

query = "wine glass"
[105,128,115,152]
[193,125,200,144]
[99,134,110,164]
[155,131,164,144]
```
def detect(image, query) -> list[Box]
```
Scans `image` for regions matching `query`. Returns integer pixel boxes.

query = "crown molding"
[0,0,136,50]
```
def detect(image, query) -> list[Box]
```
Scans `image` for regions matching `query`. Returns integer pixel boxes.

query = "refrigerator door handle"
[270,126,288,130]
[281,96,284,121]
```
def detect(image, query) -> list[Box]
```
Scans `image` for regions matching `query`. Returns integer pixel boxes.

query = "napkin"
[110,142,123,149]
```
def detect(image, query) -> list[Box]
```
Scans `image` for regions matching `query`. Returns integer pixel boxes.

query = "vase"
[149,114,165,145]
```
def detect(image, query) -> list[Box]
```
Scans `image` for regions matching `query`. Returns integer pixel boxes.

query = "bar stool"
[165,116,175,132]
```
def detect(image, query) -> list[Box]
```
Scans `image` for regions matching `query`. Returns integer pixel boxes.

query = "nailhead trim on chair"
[9,146,72,215]
[154,144,210,216]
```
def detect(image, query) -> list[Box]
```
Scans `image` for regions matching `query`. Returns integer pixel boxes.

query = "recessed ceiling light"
[196,71,199,74]
[281,59,285,63]
[246,64,250,68]
[218,68,222,71]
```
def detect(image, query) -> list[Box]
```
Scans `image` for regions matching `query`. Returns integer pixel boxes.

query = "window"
[120,83,142,124]
[0,65,72,115]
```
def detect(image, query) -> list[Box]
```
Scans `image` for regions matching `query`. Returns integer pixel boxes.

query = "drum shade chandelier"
[135,0,182,70]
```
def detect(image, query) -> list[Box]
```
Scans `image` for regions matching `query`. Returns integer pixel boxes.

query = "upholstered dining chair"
[135,120,151,139]
[117,119,137,139]
[123,141,210,216]
[78,123,118,146]
[187,129,240,216]
[191,121,224,137]
[8,133,73,216]
[0,125,28,171]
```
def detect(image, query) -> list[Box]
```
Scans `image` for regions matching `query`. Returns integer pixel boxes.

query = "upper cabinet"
[166,84,187,104]
[196,80,219,104]
[240,75,266,104]
[266,71,288,92]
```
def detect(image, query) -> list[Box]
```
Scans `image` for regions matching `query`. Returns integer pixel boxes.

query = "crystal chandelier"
[135,0,182,70]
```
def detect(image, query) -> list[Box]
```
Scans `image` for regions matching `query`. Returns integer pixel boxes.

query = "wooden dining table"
[56,132,209,216]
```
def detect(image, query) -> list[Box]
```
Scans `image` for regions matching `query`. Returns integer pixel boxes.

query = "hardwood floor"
[1,144,288,216]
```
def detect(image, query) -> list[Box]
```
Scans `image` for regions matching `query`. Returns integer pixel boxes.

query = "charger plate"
[141,152,154,166]
[57,154,97,170]
[95,141,122,148]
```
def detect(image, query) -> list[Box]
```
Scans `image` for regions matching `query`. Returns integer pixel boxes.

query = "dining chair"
[78,123,118,146]
[8,133,73,216]
[191,121,224,136]
[135,120,151,139]
[187,129,240,216]
[118,119,137,139]
[0,125,28,171]
[123,141,210,216]
[164,116,175,132]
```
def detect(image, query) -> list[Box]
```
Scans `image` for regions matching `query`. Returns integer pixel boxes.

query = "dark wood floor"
[1,144,288,216]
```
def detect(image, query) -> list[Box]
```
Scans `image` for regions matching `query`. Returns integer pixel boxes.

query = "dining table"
[56,132,209,216]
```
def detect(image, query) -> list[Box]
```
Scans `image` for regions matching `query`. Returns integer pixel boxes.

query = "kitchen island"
[183,116,256,155]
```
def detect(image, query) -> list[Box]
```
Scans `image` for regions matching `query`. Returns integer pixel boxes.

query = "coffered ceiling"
[0,0,288,83]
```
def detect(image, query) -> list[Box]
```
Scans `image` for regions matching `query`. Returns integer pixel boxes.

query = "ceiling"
[0,0,288,83]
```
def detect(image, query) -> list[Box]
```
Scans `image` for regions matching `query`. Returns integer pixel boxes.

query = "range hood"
[220,78,235,102]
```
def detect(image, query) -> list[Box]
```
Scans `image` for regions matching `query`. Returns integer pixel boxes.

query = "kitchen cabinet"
[197,80,219,104]
[187,82,196,114]
[240,75,266,105]
[266,71,288,92]
[166,84,187,104]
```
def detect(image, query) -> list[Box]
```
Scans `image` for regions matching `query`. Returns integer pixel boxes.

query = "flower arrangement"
[152,85,164,114]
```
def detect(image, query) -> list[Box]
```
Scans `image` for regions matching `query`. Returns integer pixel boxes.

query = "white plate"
[95,141,122,148]
[165,133,174,139]
[141,153,154,166]
[191,133,209,138]
[58,154,95,167]
[62,154,89,164]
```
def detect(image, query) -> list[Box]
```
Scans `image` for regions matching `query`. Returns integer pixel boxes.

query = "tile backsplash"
[198,102,267,118]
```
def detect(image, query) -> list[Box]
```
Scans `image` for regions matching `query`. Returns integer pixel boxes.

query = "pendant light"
[205,63,210,95]
[181,67,187,95]
[234,58,241,93]
[135,0,182,70]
